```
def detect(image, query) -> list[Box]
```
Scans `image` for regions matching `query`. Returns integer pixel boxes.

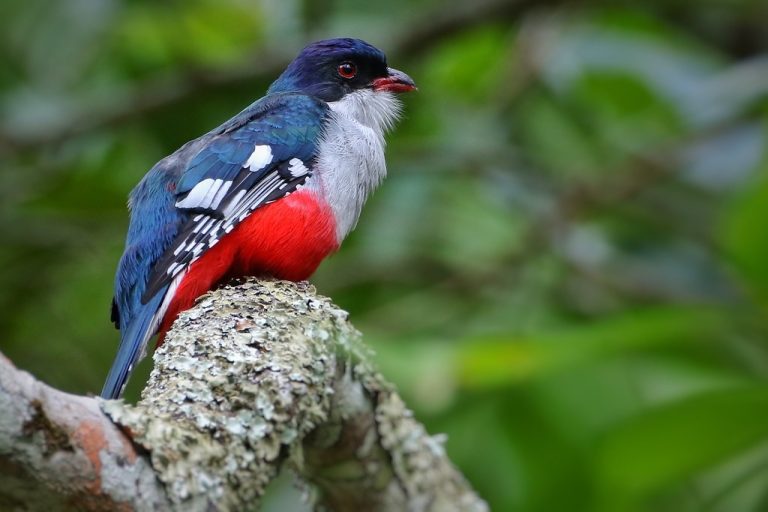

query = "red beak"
[372,67,417,93]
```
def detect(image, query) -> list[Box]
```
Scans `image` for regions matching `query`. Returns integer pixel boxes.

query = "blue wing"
[102,92,329,398]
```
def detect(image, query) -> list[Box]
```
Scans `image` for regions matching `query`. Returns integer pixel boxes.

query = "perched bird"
[102,38,416,398]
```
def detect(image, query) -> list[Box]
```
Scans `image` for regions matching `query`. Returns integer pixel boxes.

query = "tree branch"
[0,354,168,511]
[0,279,487,511]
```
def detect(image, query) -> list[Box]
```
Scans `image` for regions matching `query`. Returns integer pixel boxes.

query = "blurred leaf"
[596,385,768,508]
[516,90,606,178]
[421,26,512,103]
[115,0,264,72]
[458,308,725,389]
[570,71,684,153]
[720,170,768,306]
[534,10,723,129]
[430,175,527,274]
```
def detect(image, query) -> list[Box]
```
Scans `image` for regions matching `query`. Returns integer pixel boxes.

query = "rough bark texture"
[1,279,488,511]
[0,355,168,511]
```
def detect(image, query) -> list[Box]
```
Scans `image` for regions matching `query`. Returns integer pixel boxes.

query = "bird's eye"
[337,62,357,79]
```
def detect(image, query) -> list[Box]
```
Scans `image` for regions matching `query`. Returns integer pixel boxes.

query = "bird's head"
[268,38,416,103]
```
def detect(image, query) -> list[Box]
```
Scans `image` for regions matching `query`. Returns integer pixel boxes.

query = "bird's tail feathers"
[100,291,166,399]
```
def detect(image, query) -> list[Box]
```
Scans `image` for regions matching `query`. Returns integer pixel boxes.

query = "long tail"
[101,290,166,399]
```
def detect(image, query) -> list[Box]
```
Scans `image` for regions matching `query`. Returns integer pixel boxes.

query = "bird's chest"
[218,190,339,281]
[308,113,387,241]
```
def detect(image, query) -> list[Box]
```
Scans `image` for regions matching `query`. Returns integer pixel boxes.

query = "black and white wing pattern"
[141,94,327,302]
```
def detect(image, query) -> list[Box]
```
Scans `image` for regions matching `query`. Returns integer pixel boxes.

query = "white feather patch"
[244,145,273,172]
[175,179,233,210]
[176,178,216,209]
[200,179,223,208]
[210,180,232,209]
[288,158,308,177]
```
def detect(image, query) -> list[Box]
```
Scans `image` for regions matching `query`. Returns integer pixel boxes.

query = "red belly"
[157,190,338,342]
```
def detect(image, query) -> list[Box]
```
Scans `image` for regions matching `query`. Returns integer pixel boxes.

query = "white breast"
[309,90,402,241]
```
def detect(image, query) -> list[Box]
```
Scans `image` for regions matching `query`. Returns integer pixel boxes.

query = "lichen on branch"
[103,279,487,511]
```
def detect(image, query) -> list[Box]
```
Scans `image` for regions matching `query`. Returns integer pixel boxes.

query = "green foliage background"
[2,1,768,510]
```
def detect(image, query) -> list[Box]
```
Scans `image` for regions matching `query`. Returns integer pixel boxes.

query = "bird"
[101,38,416,399]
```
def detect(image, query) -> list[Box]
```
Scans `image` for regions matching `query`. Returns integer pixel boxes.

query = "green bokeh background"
[3,1,768,510]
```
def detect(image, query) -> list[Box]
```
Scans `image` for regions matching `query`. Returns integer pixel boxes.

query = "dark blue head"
[268,38,416,102]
